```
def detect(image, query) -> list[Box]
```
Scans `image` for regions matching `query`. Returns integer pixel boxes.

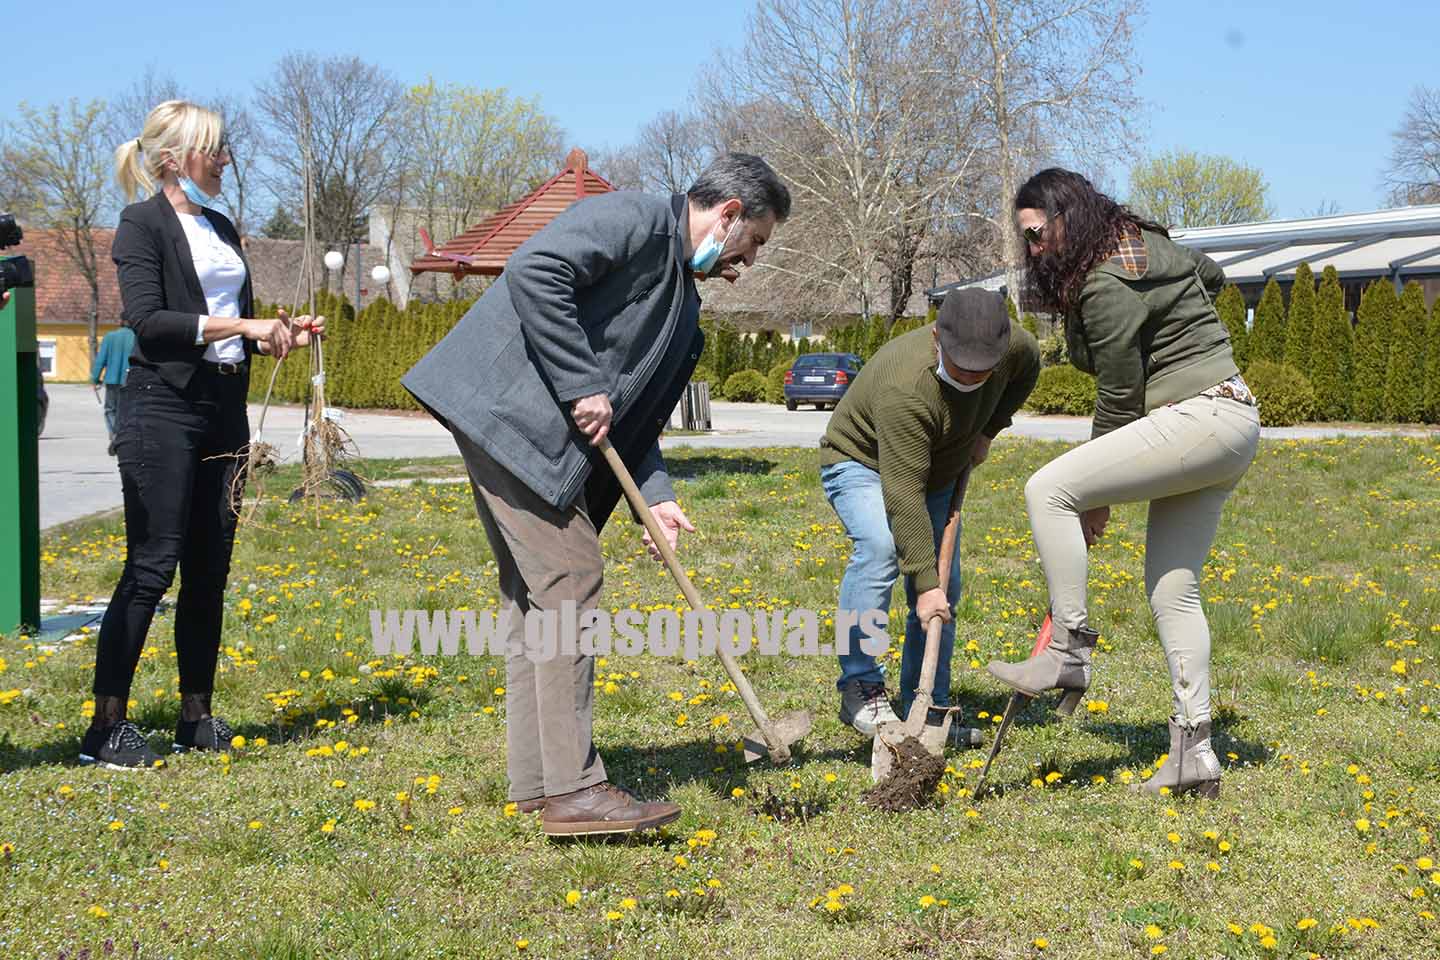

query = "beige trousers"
[1025,394,1260,725]
[454,432,608,802]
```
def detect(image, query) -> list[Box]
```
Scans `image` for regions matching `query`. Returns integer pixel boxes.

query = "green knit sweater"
[820,323,1040,592]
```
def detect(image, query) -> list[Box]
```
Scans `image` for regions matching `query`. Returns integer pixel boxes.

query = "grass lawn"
[2,436,1438,959]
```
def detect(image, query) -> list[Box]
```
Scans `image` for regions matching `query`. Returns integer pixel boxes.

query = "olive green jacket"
[1067,229,1238,439]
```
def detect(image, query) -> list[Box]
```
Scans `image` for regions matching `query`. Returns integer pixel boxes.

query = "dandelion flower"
[1297,917,1318,930]
[566,890,581,905]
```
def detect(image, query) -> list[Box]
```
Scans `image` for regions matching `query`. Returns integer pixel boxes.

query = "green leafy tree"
[1128,150,1273,228]
[1350,281,1396,422]
[1284,262,1316,376]
[1248,278,1286,366]
[1384,281,1428,422]
[1308,265,1352,421]
[1215,284,1248,370]
[1426,296,1440,423]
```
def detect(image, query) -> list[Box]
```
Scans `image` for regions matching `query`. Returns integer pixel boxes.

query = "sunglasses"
[1022,221,1049,246]
[1021,208,1062,246]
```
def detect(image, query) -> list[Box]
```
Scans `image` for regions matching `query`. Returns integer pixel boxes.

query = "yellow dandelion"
[515,939,529,951]
[918,895,937,908]
[1033,937,1049,949]
[1144,924,1163,940]
[107,820,124,831]
[1296,917,1318,931]
[565,890,581,906]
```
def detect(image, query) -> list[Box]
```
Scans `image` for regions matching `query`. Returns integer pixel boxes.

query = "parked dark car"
[783,352,862,410]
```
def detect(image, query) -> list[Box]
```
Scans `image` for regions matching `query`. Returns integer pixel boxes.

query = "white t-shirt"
[178,213,248,364]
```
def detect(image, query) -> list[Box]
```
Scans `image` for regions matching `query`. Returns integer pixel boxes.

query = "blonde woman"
[81,100,323,769]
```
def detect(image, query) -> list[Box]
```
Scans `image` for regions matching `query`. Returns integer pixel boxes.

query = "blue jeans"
[820,459,963,716]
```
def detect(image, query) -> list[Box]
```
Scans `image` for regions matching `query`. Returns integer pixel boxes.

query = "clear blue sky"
[7,0,1435,220]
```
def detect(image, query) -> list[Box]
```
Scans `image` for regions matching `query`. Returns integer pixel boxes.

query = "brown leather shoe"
[542,782,681,837]
[515,797,546,815]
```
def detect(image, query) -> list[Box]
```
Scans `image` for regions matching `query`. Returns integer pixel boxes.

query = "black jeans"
[92,363,249,699]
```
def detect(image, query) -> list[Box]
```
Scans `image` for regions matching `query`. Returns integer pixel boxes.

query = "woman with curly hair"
[986,168,1260,799]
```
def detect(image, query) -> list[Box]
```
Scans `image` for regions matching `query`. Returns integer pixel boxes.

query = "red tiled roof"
[410,148,615,277]
[7,227,392,322]
[9,228,123,324]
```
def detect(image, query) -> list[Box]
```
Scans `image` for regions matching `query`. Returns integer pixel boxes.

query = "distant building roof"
[7,227,392,326]
[409,148,614,278]
[1173,204,1440,284]
[9,228,123,324]
[924,270,1006,306]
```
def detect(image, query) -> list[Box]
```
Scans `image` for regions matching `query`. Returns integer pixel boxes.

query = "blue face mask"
[178,175,220,210]
[690,215,741,275]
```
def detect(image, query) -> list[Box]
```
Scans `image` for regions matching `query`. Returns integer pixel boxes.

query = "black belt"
[201,360,246,376]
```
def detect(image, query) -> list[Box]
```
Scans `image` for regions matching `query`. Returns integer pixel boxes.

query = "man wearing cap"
[819,288,1040,740]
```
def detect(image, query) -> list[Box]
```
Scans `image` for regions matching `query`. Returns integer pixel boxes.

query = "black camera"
[0,213,35,295]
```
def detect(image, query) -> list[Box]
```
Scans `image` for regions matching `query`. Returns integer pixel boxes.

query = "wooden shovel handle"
[598,439,788,760]
[910,466,971,726]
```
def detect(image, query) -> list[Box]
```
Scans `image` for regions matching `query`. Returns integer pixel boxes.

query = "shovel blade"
[869,721,910,783]
[916,710,956,756]
[740,710,813,764]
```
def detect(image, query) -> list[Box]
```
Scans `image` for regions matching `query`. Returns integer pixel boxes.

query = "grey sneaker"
[839,680,900,736]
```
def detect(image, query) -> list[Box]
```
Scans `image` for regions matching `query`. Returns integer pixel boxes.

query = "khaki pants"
[454,433,608,802]
[1025,394,1260,725]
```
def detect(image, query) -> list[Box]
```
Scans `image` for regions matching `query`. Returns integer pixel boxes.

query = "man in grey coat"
[403,154,790,837]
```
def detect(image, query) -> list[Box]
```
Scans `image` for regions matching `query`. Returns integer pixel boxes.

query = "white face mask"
[936,345,988,392]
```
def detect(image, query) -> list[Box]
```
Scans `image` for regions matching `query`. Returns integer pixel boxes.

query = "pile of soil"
[862,736,945,812]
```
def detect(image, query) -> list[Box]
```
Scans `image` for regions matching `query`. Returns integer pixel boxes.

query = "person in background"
[91,325,136,455]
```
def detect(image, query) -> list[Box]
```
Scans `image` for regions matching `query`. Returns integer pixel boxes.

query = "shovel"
[600,438,812,764]
[973,612,1055,794]
[870,468,969,784]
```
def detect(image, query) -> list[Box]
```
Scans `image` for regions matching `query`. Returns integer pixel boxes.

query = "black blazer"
[112,191,256,390]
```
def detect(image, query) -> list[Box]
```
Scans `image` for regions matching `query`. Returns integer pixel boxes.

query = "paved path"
[38,384,1437,529]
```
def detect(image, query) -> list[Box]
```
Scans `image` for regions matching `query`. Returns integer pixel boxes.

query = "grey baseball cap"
[936,288,1011,371]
